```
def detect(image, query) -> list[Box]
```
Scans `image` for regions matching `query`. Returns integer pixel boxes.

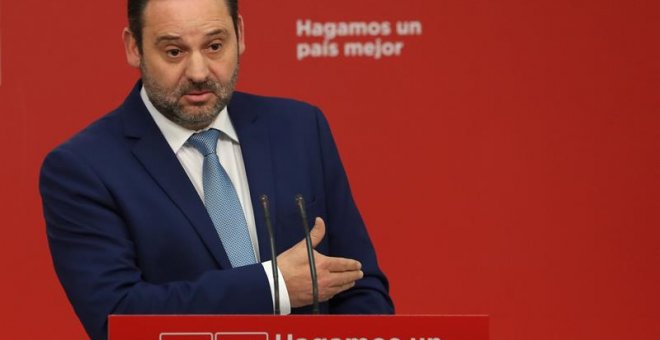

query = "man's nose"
[184,51,210,82]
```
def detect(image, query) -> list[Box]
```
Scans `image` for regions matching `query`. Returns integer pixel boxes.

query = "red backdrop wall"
[1,1,659,339]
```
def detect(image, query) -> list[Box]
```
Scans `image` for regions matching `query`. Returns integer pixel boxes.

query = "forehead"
[142,0,233,37]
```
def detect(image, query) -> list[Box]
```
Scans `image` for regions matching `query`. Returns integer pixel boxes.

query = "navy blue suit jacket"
[40,82,393,340]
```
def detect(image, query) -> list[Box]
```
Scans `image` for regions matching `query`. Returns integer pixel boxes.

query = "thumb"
[309,217,326,248]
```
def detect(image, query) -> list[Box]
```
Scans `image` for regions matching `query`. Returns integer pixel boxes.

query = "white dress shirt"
[141,87,290,314]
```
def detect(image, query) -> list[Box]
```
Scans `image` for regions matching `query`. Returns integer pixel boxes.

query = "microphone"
[295,194,320,314]
[260,194,280,315]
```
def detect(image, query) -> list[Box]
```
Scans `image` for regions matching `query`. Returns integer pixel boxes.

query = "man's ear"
[123,28,141,68]
[237,15,246,55]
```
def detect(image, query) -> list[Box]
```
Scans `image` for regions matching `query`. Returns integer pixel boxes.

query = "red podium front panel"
[108,315,488,340]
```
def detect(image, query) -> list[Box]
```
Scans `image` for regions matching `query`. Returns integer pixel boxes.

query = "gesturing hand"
[277,217,364,308]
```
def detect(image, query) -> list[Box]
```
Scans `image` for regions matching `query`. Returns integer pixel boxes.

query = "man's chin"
[174,107,220,128]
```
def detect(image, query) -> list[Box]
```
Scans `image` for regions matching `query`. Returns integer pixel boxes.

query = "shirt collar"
[140,86,240,153]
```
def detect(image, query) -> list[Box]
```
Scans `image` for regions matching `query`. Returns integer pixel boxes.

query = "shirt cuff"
[262,261,291,315]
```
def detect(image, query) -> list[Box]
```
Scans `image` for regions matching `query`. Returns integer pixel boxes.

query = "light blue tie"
[188,129,256,267]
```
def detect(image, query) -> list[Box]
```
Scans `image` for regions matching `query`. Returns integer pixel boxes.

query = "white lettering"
[396,21,423,36]
[297,19,312,37]
[297,42,339,60]
[295,19,421,60]
[296,20,392,40]
[344,40,404,60]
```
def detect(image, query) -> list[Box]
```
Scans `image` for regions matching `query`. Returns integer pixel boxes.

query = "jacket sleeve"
[40,147,273,340]
[313,108,395,314]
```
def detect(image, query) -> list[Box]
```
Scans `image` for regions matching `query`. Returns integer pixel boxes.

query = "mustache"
[178,80,219,95]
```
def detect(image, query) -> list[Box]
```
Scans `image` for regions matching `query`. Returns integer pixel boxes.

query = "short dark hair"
[128,0,239,52]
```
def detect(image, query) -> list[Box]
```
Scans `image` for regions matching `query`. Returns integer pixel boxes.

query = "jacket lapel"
[229,93,279,261]
[120,82,233,269]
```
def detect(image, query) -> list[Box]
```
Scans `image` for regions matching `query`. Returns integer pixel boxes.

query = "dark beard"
[141,62,239,131]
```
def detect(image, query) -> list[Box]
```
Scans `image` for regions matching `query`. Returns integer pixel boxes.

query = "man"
[40,0,394,339]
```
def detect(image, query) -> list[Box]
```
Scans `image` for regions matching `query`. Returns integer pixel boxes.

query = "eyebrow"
[154,29,229,45]
[155,34,182,45]
[204,28,229,39]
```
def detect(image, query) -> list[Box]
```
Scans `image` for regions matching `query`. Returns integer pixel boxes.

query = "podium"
[109,315,488,340]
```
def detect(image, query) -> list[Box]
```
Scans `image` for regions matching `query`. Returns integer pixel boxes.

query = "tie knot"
[188,129,221,156]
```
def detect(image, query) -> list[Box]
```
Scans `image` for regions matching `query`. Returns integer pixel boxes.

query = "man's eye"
[166,49,182,57]
[209,43,222,52]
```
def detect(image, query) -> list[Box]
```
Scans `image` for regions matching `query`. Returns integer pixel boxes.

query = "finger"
[328,270,364,287]
[288,218,325,252]
[325,257,362,272]
[309,217,326,248]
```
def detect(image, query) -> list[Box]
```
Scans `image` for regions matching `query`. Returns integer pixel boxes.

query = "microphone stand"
[260,195,280,315]
[295,194,320,314]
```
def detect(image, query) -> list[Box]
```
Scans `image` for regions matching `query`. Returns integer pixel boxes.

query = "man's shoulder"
[42,105,130,169]
[231,91,320,115]
[229,91,327,134]
[47,82,149,157]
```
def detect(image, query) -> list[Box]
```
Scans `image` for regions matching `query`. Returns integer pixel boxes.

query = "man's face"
[127,0,245,130]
